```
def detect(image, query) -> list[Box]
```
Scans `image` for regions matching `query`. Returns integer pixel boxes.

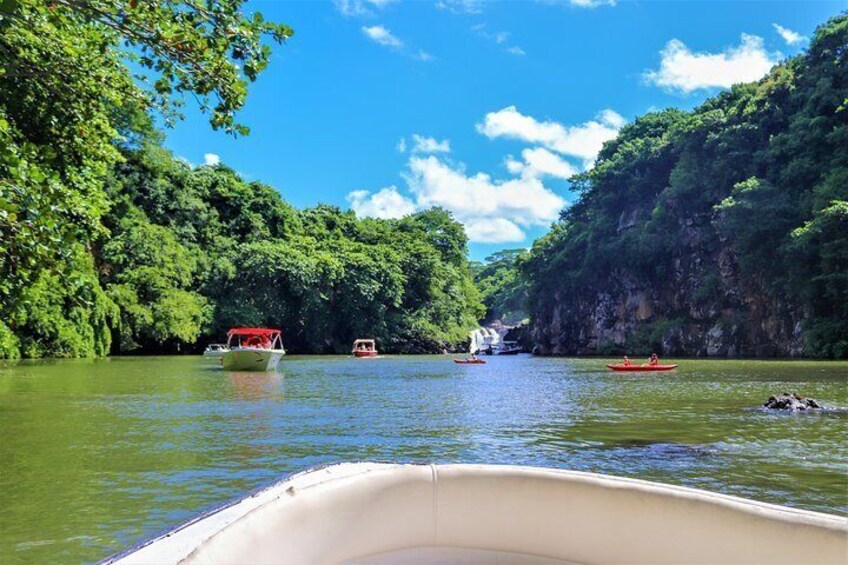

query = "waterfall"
[469,328,502,353]
[469,329,485,353]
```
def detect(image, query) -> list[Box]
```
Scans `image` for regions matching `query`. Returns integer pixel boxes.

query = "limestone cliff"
[530,208,807,357]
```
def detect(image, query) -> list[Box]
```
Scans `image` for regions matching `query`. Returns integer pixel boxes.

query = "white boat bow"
[107,462,848,564]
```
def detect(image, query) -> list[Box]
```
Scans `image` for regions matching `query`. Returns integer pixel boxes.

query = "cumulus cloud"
[644,34,781,94]
[397,138,407,153]
[464,218,526,243]
[506,46,526,56]
[345,155,567,243]
[347,186,417,219]
[405,155,565,234]
[362,25,403,48]
[203,153,220,166]
[505,147,578,180]
[477,106,625,163]
[773,23,807,46]
[411,134,450,154]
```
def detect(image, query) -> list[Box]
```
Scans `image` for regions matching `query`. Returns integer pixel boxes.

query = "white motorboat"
[108,462,847,564]
[221,327,285,371]
[202,343,229,361]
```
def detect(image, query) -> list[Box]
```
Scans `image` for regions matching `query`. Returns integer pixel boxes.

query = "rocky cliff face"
[531,209,807,358]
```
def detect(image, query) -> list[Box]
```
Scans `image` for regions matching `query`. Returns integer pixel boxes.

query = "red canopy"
[227,327,281,337]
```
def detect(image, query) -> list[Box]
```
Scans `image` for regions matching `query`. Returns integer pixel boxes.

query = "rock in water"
[763,392,822,411]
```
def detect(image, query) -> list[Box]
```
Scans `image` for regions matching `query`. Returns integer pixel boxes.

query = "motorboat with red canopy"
[352,339,378,358]
[222,328,285,371]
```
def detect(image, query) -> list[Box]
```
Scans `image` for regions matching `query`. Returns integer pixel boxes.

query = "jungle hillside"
[522,14,848,358]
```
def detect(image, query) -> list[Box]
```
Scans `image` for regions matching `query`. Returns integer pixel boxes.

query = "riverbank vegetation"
[0,1,482,357]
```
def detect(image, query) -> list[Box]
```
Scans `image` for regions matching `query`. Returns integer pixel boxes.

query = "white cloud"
[203,153,220,166]
[347,186,417,219]
[506,147,578,180]
[506,46,526,56]
[345,154,567,243]
[397,138,407,153]
[361,26,432,62]
[476,106,625,163]
[644,34,781,94]
[464,218,526,243]
[405,155,565,230]
[773,23,807,46]
[335,0,396,17]
[362,25,403,48]
[411,134,450,154]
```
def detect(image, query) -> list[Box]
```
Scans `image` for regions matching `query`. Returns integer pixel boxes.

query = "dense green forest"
[523,14,848,358]
[2,2,845,359]
[0,1,482,358]
[471,249,528,326]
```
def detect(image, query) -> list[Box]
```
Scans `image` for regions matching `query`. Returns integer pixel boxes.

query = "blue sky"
[163,0,842,260]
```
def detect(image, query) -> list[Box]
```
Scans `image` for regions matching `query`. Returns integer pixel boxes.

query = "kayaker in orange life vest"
[622,356,632,366]
[649,353,659,366]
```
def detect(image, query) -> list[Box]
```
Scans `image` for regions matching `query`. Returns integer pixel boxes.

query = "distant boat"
[352,339,378,358]
[202,343,229,361]
[607,364,678,372]
[221,328,285,371]
[454,358,486,365]
[107,462,848,565]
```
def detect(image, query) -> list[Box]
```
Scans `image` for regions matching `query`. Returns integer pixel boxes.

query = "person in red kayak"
[648,353,659,366]
[623,356,632,366]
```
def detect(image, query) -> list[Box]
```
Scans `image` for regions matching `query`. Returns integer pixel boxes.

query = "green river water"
[0,355,846,563]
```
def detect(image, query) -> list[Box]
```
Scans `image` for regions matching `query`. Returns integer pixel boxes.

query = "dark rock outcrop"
[763,393,822,411]
[529,214,806,358]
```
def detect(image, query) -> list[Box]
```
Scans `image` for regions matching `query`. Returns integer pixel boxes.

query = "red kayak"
[454,359,487,365]
[607,364,678,372]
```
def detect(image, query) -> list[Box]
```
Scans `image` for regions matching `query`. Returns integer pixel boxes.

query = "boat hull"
[109,462,848,565]
[222,348,284,371]
[454,359,486,364]
[607,364,678,371]
[353,350,379,358]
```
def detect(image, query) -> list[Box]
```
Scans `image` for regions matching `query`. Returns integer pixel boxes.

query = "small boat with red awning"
[352,339,378,358]
[222,328,285,371]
